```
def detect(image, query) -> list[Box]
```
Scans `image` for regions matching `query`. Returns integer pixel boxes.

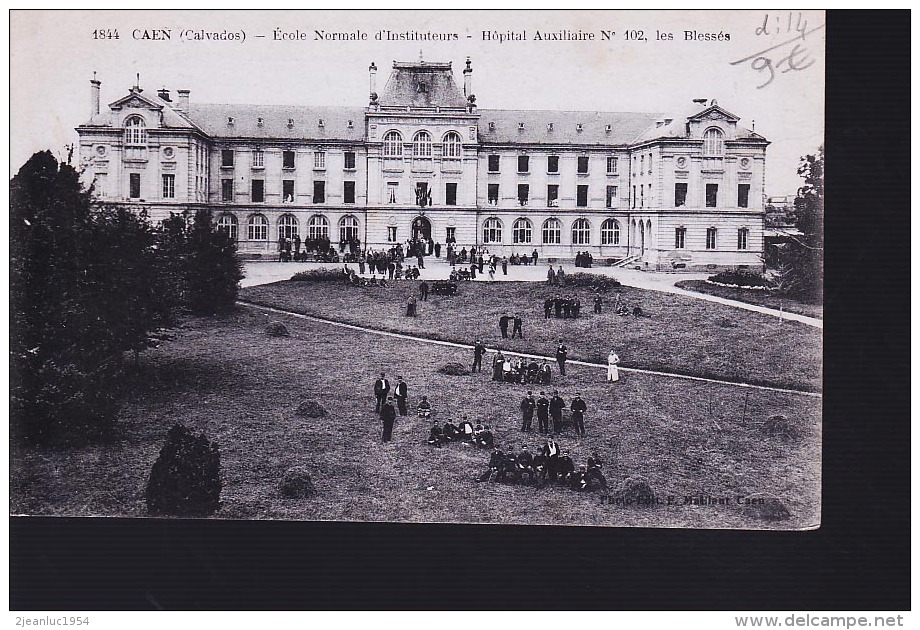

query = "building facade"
[77,59,768,271]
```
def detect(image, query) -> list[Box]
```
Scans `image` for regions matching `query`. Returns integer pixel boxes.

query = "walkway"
[240,301,821,399]
[241,259,823,329]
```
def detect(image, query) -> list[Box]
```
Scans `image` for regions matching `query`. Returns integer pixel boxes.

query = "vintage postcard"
[10,10,824,530]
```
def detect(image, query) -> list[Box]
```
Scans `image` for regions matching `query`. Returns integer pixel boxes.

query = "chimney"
[176,89,190,113]
[90,74,101,116]
[157,88,171,102]
[369,62,377,96]
[463,57,472,97]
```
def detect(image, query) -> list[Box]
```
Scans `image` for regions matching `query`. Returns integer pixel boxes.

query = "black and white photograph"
[10,10,826,533]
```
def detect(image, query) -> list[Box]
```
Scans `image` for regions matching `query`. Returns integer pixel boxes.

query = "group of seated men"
[427,418,495,450]
[476,443,610,492]
[543,297,583,319]
[492,352,552,385]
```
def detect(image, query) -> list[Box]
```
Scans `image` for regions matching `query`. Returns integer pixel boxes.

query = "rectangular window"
[313,181,325,203]
[283,180,295,202]
[547,155,559,173]
[640,155,645,174]
[314,151,326,169]
[706,183,718,208]
[252,179,264,203]
[445,226,456,243]
[387,226,398,243]
[706,228,717,250]
[738,228,749,250]
[607,156,618,174]
[640,186,645,208]
[387,182,398,204]
[221,179,233,202]
[344,181,356,204]
[517,184,529,206]
[518,155,529,173]
[162,174,175,199]
[487,183,499,205]
[344,151,356,170]
[252,149,264,168]
[606,185,617,208]
[675,227,686,249]
[675,183,688,207]
[577,156,589,174]
[547,184,559,207]
[93,173,107,197]
[221,150,233,167]
[738,184,750,208]
[283,150,295,169]
[488,154,500,172]
[129,173,141,199]
[445,182,457,206]
[577,184,588,207]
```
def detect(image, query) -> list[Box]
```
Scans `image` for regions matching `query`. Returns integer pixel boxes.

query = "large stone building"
[77,59,768,270]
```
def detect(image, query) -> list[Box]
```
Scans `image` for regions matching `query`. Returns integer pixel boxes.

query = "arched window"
[124,116,147,145]
[413,131,432,157]
[571,218,592,245]
[308,214,330,239]
[278,213,299,240]
[339,215,359,242]
[483,217,503,244]
[601,219,620,245]
[542,218,561,244]
[703,127,724,156]
[247,214,268,241]
[442,131,463,158]
[512,218,533,244]
[217,213,238,240]
[383,131,403,157]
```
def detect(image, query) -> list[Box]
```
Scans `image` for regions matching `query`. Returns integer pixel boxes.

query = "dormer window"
[547,123,554,131]
[288,118,295,128]
[605,124,612,133]
[703,127,724,156]
[576,123,584,132]
[124,116,147,146]
[518,122,525,130]
[227,116,234,125]
[318,118,325,127]
[347,120,354,129]
[257,117,264,127]
[488,122,495,131]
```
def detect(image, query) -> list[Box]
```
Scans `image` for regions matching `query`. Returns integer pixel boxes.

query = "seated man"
[417,396,432,418]
[531,450,547,487]
[516,446,536,484]
[557,450,576,485]
[442,420,460,442]
[477,448,505,482]
[585,453,610,492]
[500,450,520,483]
[527,360,540,384]
[569,465,590,491]
[426,421,443,448]
[540,361,552,385]
[474,424,494,449]
[458,417,475,442]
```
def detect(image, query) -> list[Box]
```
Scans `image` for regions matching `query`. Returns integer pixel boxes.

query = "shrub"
[290,268,344,282]
[295,399,327,418]
[265,321,290,337]
[564,272,622,292]
[438,362,471,376]
[740,493,791,521]
[146,424,222,517]
[612,476,657,508]
[707,269,772,288]
[279,466,316,499]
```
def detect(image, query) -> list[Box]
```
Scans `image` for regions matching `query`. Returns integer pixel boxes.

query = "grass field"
[675,280,824,319]
[241,277,823,393]
[10,308,821,530]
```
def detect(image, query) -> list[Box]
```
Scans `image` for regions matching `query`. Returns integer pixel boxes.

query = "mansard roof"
[378,61,468,110]
[477,109,665,146]
[186,103,367,142]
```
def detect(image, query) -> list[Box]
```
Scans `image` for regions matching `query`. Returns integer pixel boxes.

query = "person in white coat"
[607,350,621,382]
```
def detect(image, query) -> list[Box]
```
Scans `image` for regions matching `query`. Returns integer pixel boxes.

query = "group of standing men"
[518,390,588,437]
[374,373,410,442]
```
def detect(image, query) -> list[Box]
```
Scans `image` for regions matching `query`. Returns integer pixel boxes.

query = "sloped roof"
[477,109,665,146]
[79,89,199,130]
[378,61,468,109]
[186,103,367,141]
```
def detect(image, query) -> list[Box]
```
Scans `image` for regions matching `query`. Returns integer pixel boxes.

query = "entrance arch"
[412,216,432,242]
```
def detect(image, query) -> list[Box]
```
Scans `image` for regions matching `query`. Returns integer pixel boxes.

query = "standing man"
[549,391,565,433]
[492,350,505,382]
[555,342,568,376]
[536,392,550,434]
[542,436,561,482]
[520,391,536,432]
[419,280,429,301]
[373,373,390,412]
[434,242,441,258]
[478,255,485,274]
[472,340,486,373]
[512,313,523,339]
[501,256,509,275]
[570,393,587,438]
[381,396,397,442]
[499,313,510,339]
[532,249,539,265]
[544,298,553,319]
[547,266,556,286]
[594,294,603,314]
[394,376,409,416]
[556,265,566,286]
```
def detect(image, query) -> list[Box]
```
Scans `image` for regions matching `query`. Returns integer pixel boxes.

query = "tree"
[778,146,824,302]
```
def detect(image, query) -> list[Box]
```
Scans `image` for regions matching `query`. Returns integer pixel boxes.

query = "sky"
[10,10,825,195]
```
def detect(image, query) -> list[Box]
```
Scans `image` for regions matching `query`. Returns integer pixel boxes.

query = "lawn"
[241,276,823,393]
[675,280,824,319]
[10,307,821,530]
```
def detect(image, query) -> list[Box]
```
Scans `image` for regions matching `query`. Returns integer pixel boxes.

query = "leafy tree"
[778,146,824,302]
[185,209,243,315]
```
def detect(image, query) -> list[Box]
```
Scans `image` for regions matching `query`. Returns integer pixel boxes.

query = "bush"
[740,493,791,521]
[438,362,471,376]
[146,424,222,517]
[707,270,772,288]
[290,268,344,282]
[265,321,290,337]
[279,466,316,499]
[295,399,327,418]
[564,272,622,292]
[612,476,657,508]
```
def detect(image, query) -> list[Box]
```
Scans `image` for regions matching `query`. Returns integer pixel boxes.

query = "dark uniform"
[381,400,396,442]
[571,395,587,437]
[536,394,550,433]
[373,374,390,412]
[499,315,510,338]
[520,393,536,431]
[555,344,568,376]
[420,281,429,301]
[472,341,486,372]
[394,378,408,416]
[511,315,523,339]
[544,299,553,319]
[549,393,565,431]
